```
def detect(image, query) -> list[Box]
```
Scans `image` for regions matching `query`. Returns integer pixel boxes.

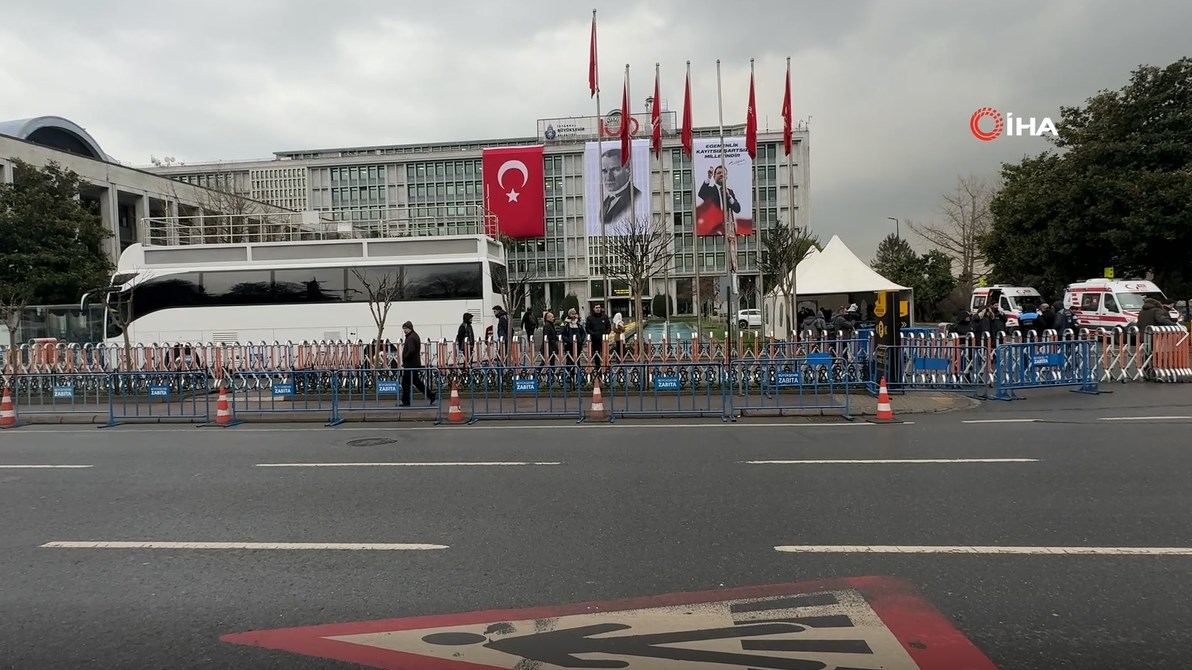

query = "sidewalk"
[5,389,977,425]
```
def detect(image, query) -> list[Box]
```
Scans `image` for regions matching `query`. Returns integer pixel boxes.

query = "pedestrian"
[521,308,538,341]
[492,305,510,365]
[611,312,626,362]
[585,302,612,373]
[541,311,559,367]
[455,312,475,368]
[561,308,586,387]
[400,321,436,407]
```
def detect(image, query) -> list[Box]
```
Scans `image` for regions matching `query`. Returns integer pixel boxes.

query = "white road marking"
[960,419,1039,424]
[745,458,1038,465]
[255,461,562,468]
[6,422,900,434]
[0,465,93,469]
[775,545,1192,555]
[41,541,447,551]
[1099,416,1192,421]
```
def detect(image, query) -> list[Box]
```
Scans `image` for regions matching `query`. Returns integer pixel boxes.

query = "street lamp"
[887,217,900,240]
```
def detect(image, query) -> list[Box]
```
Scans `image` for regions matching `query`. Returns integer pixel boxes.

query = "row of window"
[117,263,493,324]
[330,166,388,184]
[329,186,387,208]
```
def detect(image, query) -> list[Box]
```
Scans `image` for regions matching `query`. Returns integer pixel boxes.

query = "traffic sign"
[1104,267,1114,279]
[221,576,997,669]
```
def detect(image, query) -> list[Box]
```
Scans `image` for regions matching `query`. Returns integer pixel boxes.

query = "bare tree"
[906,175,997,294]
[102,284,135,371]
[758,225,820,338]
[0,282,32,383]
[174,168,291,244]
[351,267,406,367]
[600,216,674,355]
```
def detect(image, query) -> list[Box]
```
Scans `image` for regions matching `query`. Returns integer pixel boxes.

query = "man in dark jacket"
[492,305,510,364]
[400,321,436,407]
[540,311,559,366]
[1137,297,1175,329]
[455,312,475,368]
[585,302,612,372]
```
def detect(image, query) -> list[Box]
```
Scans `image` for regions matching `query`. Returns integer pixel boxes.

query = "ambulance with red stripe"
[1062,279,1180,329]
[969,285,1043,328]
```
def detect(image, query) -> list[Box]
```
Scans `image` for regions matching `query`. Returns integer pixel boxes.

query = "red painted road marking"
[221,576,997,669]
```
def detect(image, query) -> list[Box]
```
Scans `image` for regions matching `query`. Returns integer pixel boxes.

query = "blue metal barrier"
[603,362,729,422]
[990,340,1101,400]
[7,372,112,421]
[226,370,340,426]
[870,343,991,395]
[104,371,212,427]
[336,368,443,423]
[733,354,853,419]
[451,364,586,423]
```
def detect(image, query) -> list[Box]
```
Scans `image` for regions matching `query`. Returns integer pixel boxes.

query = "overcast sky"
[2,0,1189,259]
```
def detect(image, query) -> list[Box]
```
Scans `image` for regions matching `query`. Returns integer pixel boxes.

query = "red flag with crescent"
[482,146,546,239]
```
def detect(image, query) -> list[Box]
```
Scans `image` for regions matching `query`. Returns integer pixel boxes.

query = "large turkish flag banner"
[482,146,545,239]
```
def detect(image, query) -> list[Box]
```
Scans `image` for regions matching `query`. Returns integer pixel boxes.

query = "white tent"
[763,235,911,337]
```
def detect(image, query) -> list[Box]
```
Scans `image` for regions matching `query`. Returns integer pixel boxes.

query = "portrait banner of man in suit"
[692,137,754,237]
[584,139,651,237]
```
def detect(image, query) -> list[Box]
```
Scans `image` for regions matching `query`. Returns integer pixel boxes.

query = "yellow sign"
[1103,267,1114,279]
[873,292,888,318]
[977,277,987,288]
[899,300,909,318]
[876,321,887,339]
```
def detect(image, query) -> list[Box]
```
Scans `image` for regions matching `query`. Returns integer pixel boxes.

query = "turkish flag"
[482,146,545,239]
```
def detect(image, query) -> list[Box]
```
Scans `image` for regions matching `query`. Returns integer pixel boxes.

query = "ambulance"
[1062,278,1181,329]
[969,285,1044,328]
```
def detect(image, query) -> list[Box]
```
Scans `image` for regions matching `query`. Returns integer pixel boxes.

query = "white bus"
[87,235,507,345]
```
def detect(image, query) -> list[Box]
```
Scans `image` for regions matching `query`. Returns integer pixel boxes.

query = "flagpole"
[592,10,610,314]
[716,59,737,348]
[750,58,761,318]
[687,60,702,338]
[624,63,638,323]
[785,57,798,339]
[655,63,671,331]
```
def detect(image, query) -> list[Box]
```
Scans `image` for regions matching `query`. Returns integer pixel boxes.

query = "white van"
[970,285,1044,328]
[1063,279,1180,329]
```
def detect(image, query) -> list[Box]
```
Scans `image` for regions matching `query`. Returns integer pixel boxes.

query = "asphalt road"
[2,402,1191,669]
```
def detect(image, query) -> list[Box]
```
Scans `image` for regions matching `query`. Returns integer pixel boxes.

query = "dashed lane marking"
[775,545,1192,555]
[1099,415,1192,421]
[960,419,1040,424]
[255,462,562,468]
[0,465,93,469]
[745,458,1038,465]
[41,541,447,551]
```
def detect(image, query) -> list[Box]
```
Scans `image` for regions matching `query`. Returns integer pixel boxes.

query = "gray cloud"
[2,0,1189,260]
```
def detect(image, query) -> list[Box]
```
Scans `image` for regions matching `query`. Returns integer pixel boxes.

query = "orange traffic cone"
[589,378,606,421]
[0,385,16,429]
[214,385,234,426]
[447,382,465,423]
[868,377,896,424]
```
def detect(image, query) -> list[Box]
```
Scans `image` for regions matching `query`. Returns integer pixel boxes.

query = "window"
[489,263,508,296]
[273,268,347,302]
[1080,293,1101,311]
[1103,293,1120,313]
[203,270,273,305]
[348,263,484,301]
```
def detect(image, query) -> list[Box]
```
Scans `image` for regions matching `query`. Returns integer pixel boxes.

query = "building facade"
[0,116,293,264]
[149,111,810,318]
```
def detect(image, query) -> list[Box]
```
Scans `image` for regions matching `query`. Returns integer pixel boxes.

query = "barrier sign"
[653,375,680,391]
[148,386,170,398]
[53,386,74,399]
[272,383,295,397]
[376,380,400,395]
[513,378,538,393]
[775,371,801,387]
[1030,354,1062,367]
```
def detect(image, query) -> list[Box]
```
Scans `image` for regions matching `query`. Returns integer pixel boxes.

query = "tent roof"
[780,234,910,295]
